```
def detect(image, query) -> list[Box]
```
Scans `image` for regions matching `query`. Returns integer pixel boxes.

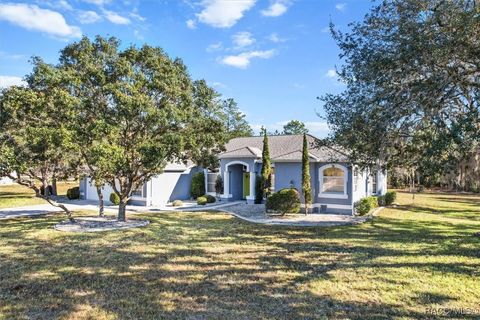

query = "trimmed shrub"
[40,185,53,196]
[66,187,80,200]
[254,175,264,204]
[215,175,223,194]
[355,196,378,216]
[191,172,205,199]
[205,194,216,203]
[384,191,397,205]
[197,196,207,205]
[266,188,301,215]
[109,192,120,205]
[377,195,386,206]
[172,200,183,207]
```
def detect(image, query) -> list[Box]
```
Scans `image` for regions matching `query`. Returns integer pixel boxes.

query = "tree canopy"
[320,0,480,180]
[0,36,246,222]
[283,120,309,135]
[0,58,78,221]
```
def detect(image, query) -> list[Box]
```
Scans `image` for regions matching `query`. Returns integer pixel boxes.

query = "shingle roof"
[219,134,348,162]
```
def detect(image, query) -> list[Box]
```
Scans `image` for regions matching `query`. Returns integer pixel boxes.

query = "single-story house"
[79,162,202,206]
[80,134,386,214]
[217,134,386,214]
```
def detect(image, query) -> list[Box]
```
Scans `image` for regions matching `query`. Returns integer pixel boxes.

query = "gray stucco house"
[80,134,386,215]
[79,162,202,206]
[217,134,387,214]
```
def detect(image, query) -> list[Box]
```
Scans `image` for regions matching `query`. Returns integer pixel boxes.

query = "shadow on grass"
[0,207,479,319]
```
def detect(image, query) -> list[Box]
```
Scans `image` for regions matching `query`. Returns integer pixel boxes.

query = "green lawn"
[0,191,479,319]
[0,182,78,209]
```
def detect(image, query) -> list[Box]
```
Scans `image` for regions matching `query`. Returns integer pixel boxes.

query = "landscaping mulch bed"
[54,216,149,232]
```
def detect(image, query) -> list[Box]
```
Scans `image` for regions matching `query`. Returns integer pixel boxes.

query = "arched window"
[319,165,348,198]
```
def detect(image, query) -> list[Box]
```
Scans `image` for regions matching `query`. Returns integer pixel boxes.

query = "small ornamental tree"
[0,60,78,222]
[260,128,272,197]
[60,36,227,221]
[301,134,312,214]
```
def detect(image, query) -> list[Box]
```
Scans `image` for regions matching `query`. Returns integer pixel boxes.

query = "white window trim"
[318,164,348,199]
[131,184,145,199]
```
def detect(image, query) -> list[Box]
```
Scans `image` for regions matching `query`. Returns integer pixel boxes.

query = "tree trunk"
[43,196,75,223]
[96,186,104,217]
[51,176,58,196]
[118,199,127,222]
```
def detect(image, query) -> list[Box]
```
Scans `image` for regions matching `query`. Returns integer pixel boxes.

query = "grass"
[0,181,78,209]
[0,191,479,319]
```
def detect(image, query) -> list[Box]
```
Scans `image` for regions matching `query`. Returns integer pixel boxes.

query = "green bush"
[355,196,378,216]
[66,187,80,200]
[215,175,223,194]
[384,191,397,205]
[377,195,386,206]
[254,175,264,204]
[191,172,205,199]
[205,194,216,203]
[197,196,207,205]
[172,200,183,207]
[266,188,301,215]
[109,192,120,205]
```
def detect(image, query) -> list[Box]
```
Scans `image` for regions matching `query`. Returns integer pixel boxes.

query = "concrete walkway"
[216,203,382,227]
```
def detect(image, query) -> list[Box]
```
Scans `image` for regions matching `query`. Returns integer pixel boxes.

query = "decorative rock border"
[54,216,150,232]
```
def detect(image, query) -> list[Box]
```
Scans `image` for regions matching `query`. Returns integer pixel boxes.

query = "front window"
[354,169,359,192]
[372,173,377,194]
[207,173,217,193]
[322,167,345,194]
[132,185,144,197]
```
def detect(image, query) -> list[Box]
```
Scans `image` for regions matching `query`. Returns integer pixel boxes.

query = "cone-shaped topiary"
[260,128,272,197]
[301,134,312,214]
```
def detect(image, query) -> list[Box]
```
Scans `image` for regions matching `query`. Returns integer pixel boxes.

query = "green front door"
[243,172,250,199]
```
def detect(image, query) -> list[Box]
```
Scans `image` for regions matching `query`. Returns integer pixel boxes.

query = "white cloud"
[186,19,196,29]
[220,49,275,69]
[325,69,337,78]
[268,32,286,43]
[335,3,346,11]
[83,0,110,6]
[129,12,146,22]
[261,1,289,17]
[206,42,223,52]
[210,81,227,89]
[0,3,81,38]
[232,31,255,48]
[0,51,25,60]
[77,10,101,24]
[58,0,73,10]
[134,30,144,40]
[0,76,26,89]
[196,0,256,28]
[103,10,130,24]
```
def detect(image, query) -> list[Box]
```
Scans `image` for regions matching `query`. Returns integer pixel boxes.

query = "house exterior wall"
[0,176,14,185]
[229,164,244,200]
[219,157,257,202]
[80,166,201,207]
[148,167,199,206]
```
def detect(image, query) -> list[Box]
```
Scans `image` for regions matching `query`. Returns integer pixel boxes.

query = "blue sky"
[0,0,374,137]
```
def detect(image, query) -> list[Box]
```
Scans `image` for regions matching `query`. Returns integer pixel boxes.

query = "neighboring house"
[79,162,202,206]
[0,176,14,185]
[218,134,387,214]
